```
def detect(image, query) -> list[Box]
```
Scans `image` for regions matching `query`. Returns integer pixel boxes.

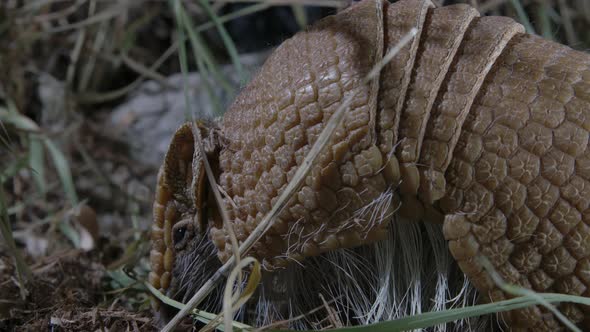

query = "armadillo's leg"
[417,17,524,207]
[393,4,479,220]
[442,34,590,330]
[377,0,432,158]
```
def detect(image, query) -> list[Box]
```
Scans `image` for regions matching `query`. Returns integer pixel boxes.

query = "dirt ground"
[0,251,157,331]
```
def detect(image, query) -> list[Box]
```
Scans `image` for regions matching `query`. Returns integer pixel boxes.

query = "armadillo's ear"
[163,123,193,198]
[163,122,206,206]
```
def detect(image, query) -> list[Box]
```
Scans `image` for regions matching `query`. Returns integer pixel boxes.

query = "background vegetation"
[0,0,588,330]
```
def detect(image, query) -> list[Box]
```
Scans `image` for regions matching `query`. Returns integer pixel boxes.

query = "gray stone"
[109,51,268,168]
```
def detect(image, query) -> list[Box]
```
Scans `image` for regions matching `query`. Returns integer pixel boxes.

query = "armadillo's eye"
[172,219,193,250]
[174,227,186,245]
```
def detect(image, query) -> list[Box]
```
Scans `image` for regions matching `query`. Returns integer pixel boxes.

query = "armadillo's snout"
[149,123,223,315]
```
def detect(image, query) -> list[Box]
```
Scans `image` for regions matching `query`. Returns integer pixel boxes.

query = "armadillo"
[150,0,590,329]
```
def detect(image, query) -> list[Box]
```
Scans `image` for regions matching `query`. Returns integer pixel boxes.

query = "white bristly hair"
[222,189,498,331]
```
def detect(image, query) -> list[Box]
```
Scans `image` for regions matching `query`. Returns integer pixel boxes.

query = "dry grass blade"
[479,0,508,13]
[44,139,79,205]
[19,0,84,13]
[19,0,86,18]
[76,2,271,104]
[199,257,261,332]
[175,1,246,327]
[222,257,261,331]
[366,27,417,81]
[0,103,78,205]
[0,186,31,300]
[145,282,253,331]
[0,112,32,300]
[33,3,126,35]
[253,296,343,331]
[191,123,244,308]
[161,27,418,332]
[119,54,172,87]
[65,0,94,88]
[76,43,176,104]
[162,72,352,332]
[176,8,248,322]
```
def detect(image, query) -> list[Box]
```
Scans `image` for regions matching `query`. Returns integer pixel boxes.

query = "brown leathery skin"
[151,0,590,329]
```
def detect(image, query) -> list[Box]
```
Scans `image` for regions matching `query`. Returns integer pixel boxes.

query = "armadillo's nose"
[150,122,214,305]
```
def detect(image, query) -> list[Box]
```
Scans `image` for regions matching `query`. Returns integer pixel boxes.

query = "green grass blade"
[185,25,224,116]
[43,138,78,205]
[480,257,579,331]
[535,0,554,41]
[0,157,28,184]
[181,34,229,116]
[0,117,16,153]
[291,4,308,29]
[195,3,271,35]
[557,0,579,47]
[296,293,590,332]
[77,3,271,105]
[508,0,537,35]
[195,54,224,118]
[172,0,193,122]
[199,0,246,84]
[178,3,234,97]
[0,102,40,133]
[145,282,252,331]
[174,0,226,116]
[58,217,81,248]
[28,134,46,194]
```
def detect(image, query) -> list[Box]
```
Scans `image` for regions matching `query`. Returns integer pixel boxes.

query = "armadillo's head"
[149,122,222,320]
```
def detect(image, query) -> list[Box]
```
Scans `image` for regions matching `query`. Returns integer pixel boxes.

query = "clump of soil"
[0,251,157,331]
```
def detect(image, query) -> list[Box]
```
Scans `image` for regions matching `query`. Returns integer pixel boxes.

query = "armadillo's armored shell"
[161,0,590,329]
[441,34,590,329]
[215,0,393,269]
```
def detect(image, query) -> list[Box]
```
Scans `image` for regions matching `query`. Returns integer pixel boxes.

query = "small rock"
[108,52,269,168]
